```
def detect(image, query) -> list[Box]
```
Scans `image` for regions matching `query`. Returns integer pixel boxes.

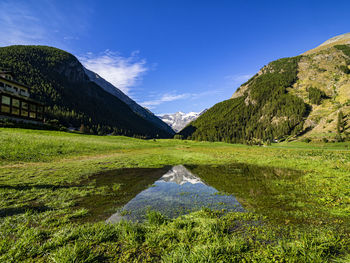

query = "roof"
[0,68,12,73]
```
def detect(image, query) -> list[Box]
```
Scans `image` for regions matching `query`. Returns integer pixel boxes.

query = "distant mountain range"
[0,45,173,138]
[180,33,350,143]
[159,110,206,132]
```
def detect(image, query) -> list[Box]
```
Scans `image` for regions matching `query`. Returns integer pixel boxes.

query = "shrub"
[308,87,326,105]
[302,138,311,143]
[338,65,350,74]
[337,111,345,134]
[335,44,350,57]
[336,134,344,142]
[173,134,183,140]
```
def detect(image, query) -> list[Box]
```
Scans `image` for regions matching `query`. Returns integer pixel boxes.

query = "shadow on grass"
[0,205,51,217]
[0,184,78,191]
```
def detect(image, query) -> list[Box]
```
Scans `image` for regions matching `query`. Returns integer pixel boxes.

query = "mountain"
[180,33,350,143]
[160,165,203,185]
[0,45,173,138]
[84,68,174,135]
[304,33,350,55]
[159,110,206,132]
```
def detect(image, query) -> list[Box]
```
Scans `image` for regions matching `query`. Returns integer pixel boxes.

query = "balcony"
[0,85,29,97]
[20,90,30,97]
[4,86,17,93]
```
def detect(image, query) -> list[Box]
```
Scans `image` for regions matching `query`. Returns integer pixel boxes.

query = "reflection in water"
[107,165,244,223]
[76,167,169,222]
[76,163,301,224]
[160,165,203,185]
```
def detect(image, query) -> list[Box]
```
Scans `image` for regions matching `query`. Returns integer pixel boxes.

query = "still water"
[78,163,300,223]
[107,165,244,222]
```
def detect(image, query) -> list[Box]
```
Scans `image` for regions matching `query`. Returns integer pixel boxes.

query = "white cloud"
[0,1,46,45]
[0,0,90,47]
[141,93,190,109]
[140,89,223,109]
[0,1,148,98]
[80,50,148,95]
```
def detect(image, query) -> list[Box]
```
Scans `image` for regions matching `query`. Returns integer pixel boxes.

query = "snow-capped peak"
[158,109,207,132]
[159,165,203,185]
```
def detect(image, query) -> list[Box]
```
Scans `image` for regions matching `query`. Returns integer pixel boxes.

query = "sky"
[1,0,350,115]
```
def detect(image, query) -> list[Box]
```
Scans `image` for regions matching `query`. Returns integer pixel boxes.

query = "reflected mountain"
[107,165,244,223]
[76,163,301,224]
[160,165,203,185]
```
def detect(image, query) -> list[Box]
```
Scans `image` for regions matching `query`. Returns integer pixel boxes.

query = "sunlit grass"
[0,127,350,262]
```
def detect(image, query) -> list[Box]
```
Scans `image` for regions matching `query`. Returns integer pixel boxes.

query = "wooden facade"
[0,71,44,122]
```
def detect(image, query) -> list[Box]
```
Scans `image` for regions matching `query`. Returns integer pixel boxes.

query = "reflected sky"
[107,165,244,222]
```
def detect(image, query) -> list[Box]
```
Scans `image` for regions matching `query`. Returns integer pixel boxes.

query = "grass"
[0,127,350,262]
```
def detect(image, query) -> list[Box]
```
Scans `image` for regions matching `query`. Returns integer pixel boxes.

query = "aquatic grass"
[146,210,168,225]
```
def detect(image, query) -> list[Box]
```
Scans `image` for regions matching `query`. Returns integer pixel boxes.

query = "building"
[0,70,44,122]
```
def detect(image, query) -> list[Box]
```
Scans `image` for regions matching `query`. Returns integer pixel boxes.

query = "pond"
[107,165,244,222]
[77,163,301,223]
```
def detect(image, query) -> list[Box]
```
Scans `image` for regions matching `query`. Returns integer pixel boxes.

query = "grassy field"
[1,128,350,262]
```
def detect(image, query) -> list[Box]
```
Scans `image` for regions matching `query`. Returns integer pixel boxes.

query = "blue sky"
[1,0,350,114]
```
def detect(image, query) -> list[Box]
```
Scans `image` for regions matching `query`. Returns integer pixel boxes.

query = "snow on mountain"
[158,110,206,132]
[160,165,203,185]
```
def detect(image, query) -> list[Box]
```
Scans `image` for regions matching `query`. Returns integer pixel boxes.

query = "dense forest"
[0,45,172,138]
[180,56,310,143]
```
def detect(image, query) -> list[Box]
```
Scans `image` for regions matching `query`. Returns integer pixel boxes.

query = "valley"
[0,128,350,262]
[0,14,350,262]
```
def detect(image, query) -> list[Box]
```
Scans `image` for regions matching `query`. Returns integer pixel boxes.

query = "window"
[21,102,28,110]
[1,105,10,113]
[37,106,43,112]
[1,96,10,105]
[21,110,28,117]
[37,113,43,120]
[29,112,36,118]
[12,107,19,115]
[12,99,20,108]
[0,82,4,88]
[29,104,36,111]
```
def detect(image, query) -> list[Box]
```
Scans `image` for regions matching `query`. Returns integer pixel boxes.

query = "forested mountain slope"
[84,68,174,135]
[0,45,173,138]
[180,34,350,143]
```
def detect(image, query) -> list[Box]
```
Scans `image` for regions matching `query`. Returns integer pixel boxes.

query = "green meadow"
[1,127,350,262]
